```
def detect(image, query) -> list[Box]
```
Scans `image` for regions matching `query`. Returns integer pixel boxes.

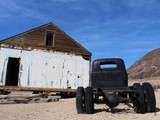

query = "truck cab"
[91,58,128,88]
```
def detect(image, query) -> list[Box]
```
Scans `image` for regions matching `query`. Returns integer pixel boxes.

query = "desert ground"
[0,89,159,120]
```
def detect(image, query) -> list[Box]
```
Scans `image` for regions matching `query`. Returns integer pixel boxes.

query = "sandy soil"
[0,90,160,120]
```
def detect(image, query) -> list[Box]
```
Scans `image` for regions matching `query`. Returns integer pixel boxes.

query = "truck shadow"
[94,107,160,114]
[94,108,132,114]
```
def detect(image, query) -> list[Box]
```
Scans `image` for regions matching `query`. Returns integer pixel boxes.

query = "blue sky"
[0,0,160,68]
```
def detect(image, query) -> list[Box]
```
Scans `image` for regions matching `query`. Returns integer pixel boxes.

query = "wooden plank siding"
[0,23,91,60]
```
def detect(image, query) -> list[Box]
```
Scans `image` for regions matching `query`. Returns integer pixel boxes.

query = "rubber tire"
[142,82,156,112]
[76,87,85,114]
[85,87,94,114]
[133,83,146,113]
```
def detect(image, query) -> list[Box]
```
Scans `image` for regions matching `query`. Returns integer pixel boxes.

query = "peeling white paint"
[0,48,90,89]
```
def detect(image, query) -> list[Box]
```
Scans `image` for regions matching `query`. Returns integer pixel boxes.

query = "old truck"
[76,58,156,114]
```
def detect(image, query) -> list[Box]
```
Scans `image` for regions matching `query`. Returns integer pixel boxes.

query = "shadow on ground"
[94,107,160,114]
[94,107,132,114]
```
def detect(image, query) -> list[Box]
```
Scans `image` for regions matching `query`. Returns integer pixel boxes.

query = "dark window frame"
[45,30,55,48]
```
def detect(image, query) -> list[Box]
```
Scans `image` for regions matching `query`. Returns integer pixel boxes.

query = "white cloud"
[0,0,50,21]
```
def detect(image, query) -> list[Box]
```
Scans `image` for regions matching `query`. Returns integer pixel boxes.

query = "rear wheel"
[85,87,94,114]
[142,82,156,112]
[76,87,85,113]
[133,83,146,113]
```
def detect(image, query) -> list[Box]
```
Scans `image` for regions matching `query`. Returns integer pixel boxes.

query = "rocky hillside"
[128,48,160,79]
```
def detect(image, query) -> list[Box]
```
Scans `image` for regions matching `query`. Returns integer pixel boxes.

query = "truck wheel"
[85,87,94,114]
[76,87,85,113]
[142,82,156,112]
[133,83,146,113]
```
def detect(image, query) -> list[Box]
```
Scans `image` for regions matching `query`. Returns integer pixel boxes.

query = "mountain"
[128,48,160,79]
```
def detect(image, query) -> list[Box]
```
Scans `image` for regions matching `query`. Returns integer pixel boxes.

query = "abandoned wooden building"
[0,22,91,90]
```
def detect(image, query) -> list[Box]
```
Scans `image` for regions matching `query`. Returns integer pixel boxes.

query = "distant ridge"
[128,48,160,79]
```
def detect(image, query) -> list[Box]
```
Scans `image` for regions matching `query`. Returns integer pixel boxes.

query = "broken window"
[45,31,54,48]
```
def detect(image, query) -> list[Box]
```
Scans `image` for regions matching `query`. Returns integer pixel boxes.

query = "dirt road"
[0,90,160,120]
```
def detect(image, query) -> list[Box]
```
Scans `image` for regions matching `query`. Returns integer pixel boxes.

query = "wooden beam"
[0,86,76,93]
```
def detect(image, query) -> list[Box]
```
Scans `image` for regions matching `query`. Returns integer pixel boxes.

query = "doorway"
[5,57,20,86]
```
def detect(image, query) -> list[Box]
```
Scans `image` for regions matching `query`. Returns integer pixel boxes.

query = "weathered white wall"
[0,48,90,89]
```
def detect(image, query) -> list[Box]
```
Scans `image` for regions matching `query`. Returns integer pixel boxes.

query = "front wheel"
[142,82,156,112]
[76,87,85,114]
[133,83,146,113]
[85,87,94,114]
